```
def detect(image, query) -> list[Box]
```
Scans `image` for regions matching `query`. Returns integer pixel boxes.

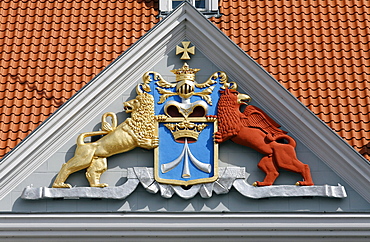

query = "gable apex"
[0,1,369,204]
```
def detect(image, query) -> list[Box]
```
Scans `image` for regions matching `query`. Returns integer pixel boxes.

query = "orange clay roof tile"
[0,0,159,159]
[0,0,369,161]
[211,0,370,159]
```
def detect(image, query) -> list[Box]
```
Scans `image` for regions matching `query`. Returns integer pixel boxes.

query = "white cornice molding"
[0,2,369,204]
[0,213,370,240]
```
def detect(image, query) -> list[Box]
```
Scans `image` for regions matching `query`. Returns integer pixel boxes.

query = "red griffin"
[214,88,314,186]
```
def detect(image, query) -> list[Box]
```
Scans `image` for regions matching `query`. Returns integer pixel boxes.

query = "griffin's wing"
[242,106,287,135]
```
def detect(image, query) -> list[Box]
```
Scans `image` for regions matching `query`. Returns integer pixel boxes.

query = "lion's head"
[124,92,155,140]
[217,88,251,137]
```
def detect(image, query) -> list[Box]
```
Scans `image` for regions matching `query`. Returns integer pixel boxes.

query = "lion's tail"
[77,131,109,146]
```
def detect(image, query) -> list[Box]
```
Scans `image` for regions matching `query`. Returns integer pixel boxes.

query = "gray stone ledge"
[21,167,347,200]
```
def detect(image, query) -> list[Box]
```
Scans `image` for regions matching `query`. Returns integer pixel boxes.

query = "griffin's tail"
[266,134,297,148]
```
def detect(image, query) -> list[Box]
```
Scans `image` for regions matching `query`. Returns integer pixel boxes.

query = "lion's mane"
[128,92,156,141]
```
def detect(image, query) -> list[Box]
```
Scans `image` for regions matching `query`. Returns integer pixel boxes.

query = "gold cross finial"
[176,41,195,60]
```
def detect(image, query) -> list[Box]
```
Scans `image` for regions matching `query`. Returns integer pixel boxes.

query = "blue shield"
[143,68,231,185]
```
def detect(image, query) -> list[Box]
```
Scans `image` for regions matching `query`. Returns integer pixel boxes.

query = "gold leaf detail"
[156,87,176,104]
[142,83,151,92]
[194,86,215,105]
[195,78,217,88]
[102,121,113,132]
[157,78,176,88]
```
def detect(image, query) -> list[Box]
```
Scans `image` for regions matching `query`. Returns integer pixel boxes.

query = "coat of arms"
[22,41,347,201]
[143,63,233,185]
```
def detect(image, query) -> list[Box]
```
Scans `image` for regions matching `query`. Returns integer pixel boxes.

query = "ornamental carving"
[215,88,314,186]
[52,86,158,188]
[22,41,346,201]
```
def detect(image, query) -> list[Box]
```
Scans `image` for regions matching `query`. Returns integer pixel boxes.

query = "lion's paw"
[52,183,72,188]
[152,136,159,147]
[91,183,108,188]
[155,115,168,122]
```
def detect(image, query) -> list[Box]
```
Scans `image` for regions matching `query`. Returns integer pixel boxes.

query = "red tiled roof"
[212,0,370,156]
[0,0,369,160]
[0,0,159,158]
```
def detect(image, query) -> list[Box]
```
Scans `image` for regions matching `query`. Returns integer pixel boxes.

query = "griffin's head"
[220,88,251,108]
[237,92,251,105]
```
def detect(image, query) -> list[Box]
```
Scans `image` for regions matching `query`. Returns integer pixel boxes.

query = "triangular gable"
[0,2,369,205]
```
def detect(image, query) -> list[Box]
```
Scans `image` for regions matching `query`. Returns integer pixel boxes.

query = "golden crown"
[164,121,207,142]
[171,63,200,83]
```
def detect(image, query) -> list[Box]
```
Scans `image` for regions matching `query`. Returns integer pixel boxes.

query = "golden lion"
[52,90,158,188]
[215,88,314,186]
